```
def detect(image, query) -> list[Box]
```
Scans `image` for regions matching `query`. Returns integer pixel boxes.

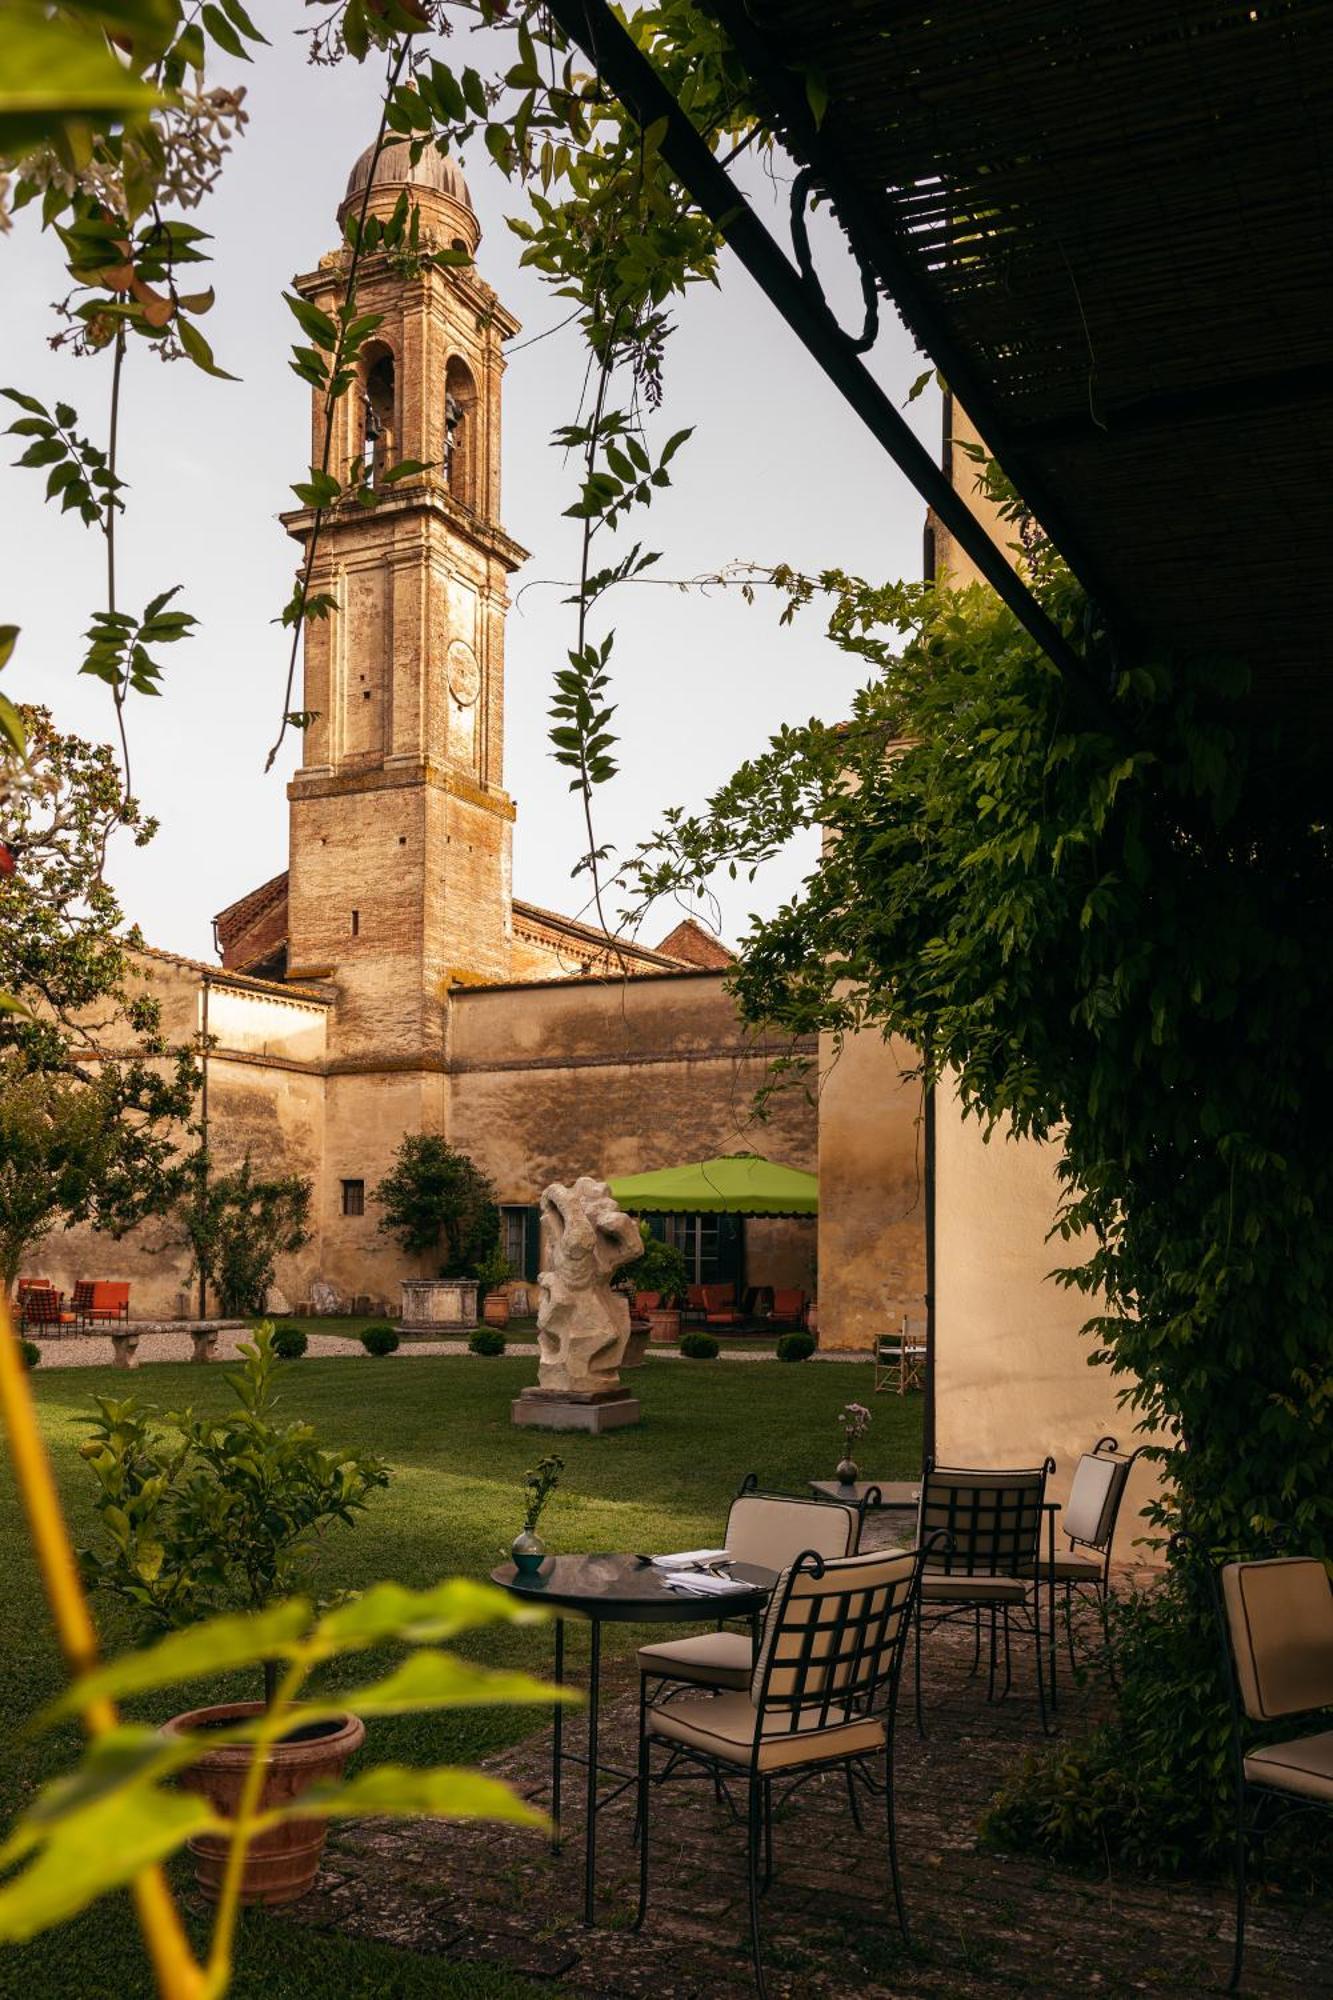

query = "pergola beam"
[542,0,1120,732]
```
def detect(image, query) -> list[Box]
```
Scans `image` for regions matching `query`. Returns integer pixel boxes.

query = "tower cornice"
[280,482,529,573]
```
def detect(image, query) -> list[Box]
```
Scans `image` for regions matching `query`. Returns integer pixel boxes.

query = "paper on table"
[664,1571,748,1596]
[651,1548,729,1571]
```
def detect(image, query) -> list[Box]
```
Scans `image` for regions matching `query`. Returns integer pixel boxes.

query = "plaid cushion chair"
[21,1288,77,1335]
[637,1543,930,1999]
[1211,1554,1333,1989]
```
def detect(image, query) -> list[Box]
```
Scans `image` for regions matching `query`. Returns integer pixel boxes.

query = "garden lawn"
[0,1349,918,1998]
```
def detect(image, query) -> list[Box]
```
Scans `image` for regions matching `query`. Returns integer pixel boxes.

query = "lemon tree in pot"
[624,1223,689,1344]
[77,1323,390,1906]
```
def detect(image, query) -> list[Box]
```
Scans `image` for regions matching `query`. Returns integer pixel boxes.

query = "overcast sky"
[1,7,937,961]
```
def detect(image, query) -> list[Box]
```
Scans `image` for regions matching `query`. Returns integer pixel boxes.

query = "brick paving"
[277,1569,1332,1996]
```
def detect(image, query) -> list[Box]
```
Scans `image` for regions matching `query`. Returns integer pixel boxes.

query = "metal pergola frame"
[541,0,1118,735]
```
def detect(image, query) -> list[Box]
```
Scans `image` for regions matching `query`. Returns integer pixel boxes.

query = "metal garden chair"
[636,1478,862,1699]
[914,1456,1053,1732]
[1210,1552,1333,1989]
[636,1542,930,1999]
[1040,1435,1146,1680]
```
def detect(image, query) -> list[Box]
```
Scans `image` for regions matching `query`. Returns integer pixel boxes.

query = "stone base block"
[511,1389,642,1434]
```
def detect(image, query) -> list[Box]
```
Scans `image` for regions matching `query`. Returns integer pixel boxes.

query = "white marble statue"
[536,1177,642,1395]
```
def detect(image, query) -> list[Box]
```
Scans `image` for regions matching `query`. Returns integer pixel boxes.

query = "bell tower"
[283,141,526,1065]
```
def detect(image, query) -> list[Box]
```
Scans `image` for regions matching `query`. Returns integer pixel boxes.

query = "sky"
[0,7,937,962]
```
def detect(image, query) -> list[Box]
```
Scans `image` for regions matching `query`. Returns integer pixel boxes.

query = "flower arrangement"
[511,1453,564,1575]
[523,1453,564,1535]
[836,1401,871,1484]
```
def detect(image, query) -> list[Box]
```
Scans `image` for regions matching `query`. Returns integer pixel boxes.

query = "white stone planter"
[400,1278,479,1333]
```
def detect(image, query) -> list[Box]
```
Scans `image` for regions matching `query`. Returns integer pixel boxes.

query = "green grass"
[0,1352,919,1997]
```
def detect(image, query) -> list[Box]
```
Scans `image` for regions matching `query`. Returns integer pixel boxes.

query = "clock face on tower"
[447,637,481,706]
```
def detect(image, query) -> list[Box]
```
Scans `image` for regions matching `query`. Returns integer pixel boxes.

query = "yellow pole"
[0,1296,204,1999]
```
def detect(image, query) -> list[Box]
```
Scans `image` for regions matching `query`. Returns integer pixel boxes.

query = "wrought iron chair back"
[917,1458,1050,1578]
[752,1545,925,1734]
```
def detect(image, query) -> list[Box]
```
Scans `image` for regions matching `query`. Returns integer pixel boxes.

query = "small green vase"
[511,1528,546,1576]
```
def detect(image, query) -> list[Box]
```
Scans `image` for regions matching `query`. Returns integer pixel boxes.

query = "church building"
[44,143,912,1319]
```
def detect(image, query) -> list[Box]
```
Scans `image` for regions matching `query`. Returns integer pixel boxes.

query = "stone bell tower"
[283,141,526,1065]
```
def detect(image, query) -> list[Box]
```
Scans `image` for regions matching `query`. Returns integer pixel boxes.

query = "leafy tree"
[374,1133,500,1277]
[173,1152,313,1318]
[0,708,197,1291]
[78,1323,387,1701]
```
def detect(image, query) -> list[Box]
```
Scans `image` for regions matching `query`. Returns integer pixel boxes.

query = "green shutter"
[523,1204,542,1282]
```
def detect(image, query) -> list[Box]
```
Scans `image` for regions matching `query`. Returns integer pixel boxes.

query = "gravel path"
[28,1326,872,1369]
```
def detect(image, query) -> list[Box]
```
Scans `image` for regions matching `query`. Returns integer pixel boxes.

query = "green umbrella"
[607,1152,818,1217]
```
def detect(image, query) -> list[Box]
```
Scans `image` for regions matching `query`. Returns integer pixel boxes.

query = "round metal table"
[491,1552,777,1924]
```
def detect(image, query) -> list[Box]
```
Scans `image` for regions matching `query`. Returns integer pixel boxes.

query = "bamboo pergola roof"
[550,0,1333,764]
[707,0,1333,754]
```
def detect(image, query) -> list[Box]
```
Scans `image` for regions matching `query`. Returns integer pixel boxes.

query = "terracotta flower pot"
[483,1291,511,1328]
[645,1307,682,1344]
[623,1318,650,1368]
[161,1701,364,1905]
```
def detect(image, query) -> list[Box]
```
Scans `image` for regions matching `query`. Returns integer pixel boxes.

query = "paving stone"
[273,1599,1333,1995]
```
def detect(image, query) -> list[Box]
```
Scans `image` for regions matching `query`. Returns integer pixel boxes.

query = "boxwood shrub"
[679,1330,720,1360]
[468,1328,506,1356]
[775,1331,816,1363]
[360,1323,400,1357]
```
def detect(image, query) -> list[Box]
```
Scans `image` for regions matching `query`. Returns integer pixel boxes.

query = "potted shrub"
[478,1243,513,1328]
[77,1323,388,1905]
[626,1224,689,1343]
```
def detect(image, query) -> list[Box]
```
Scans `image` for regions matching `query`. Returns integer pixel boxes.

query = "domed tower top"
[338,139,480,257]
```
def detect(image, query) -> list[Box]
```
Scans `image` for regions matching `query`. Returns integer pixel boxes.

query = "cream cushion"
[1221,1558,1333,1722]
[920,1573,1027,1605]
[637,1630,752,1690]
[725,1493,859,1570]
[1245,1728,1333,1802]
[647,1689,885,1772]
[1050,1551,1104,1584]
[1063,1453,1129,1549]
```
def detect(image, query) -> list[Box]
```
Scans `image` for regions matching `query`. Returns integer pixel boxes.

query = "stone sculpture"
[535,1176,642,1395]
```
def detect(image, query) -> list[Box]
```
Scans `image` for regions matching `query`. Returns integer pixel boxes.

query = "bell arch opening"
[361,345,396,486]
[445,355,479,509]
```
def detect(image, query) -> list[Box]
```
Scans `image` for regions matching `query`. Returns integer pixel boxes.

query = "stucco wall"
[447,971,818,1290]
[934,1074,1162,1551]
[31,954,331,1319]
[816,1028,926,1350]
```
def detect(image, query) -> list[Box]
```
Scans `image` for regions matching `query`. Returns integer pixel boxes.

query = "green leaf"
[286,1763,546,1829]
[178,319,237,382]
[219,0,268,43]
[0,6,162,157]
[40,1600,313,1726]
[284,291,338,351]
[0,691,26,758]
[380,458,429,485]
[312,1577,551,1652]
[201,3,248,58]
[0,1784,217,1944]
[332,1650,573,1717]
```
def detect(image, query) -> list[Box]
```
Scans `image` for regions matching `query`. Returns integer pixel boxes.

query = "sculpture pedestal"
[511,1387,641,1434]
[401,1278,479,1333]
